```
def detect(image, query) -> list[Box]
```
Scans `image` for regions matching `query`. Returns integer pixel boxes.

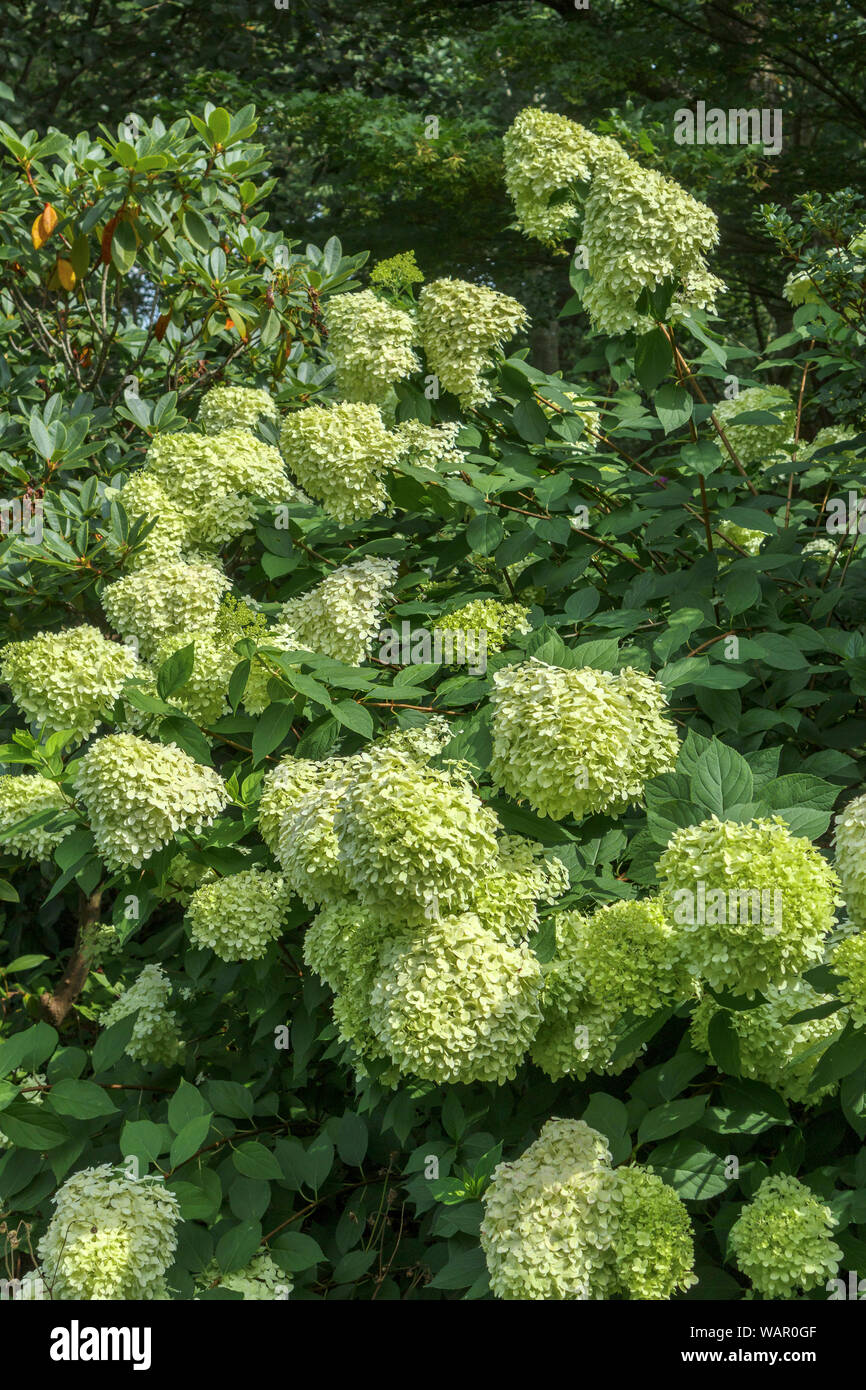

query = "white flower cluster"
[416,278,528,407]
[503,107,626,246]
[73,732,228,868]
[197,384,277,435]
[102,963,183,1066]
[102,560,230,661]
[714,385,794,466]
[258,723,568,1084]
[37,1164,182,1299]
[143,428,300,547]
[277,556,397,666]
[480,1118,696,1300]
[197,1252,290,1299]
[489,660,679,821]
[280,401,402,524]
[186,867,290,960]
[325,289,419,402]
[0,773,72,859]
[0,624,138,742]
[393,419,463,471]
[503,107,723,333]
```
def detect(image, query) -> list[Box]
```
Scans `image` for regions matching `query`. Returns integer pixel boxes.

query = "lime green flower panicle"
[325,288,419,403]
[490,661,678,821]
[102,560,230,661]
[186,867,289,961]
[714,386,794,466]
[0,624,139,742]
[416,278,528,408]
[74,732,228,868]
[0,773,72,859]
[197,384,277,435]
[480,1117,696,1300]
[833,792,866,929]
[657,814,839,995]
[101,963,183,1067]
[279,401,401,524]
[38,1164,182,1300]
[729,1174,842,1298]
[368,912,543,1086]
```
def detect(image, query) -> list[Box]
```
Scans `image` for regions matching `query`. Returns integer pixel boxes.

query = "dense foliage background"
[1,1,865,1303]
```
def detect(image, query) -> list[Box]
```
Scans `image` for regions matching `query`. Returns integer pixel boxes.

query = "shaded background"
[2,0,864,369]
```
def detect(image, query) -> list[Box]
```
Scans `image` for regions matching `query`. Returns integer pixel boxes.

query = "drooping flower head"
[480,1118,695,1300]
[101,561,230,661]
[143,429,298,546]
[280,402,402,524]
[277,556,397,665]
[0,624,138,742]
[503,108,627,246]
[690,978,845,1104]
[197,384,277,435]
[0,774,72,859]
[325,289,419,403]
[416,278,528,407]
[531,896,696,1081]
[101,963,184,1067]
[186,867,289,961]
[368,913,543,1085]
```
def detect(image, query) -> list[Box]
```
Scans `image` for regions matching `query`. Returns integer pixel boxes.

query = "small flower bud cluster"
[102,964,183,1067]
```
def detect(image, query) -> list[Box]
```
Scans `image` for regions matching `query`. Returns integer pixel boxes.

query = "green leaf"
[690,741,753,816]
[512,399,549,443]
[270,1231,325,1272]
[634,327,672,394]
[0,1101,67,1149]
[110,218,137,274]
[47,1078,118,1119]
[707,1011,741,1075]
[333,700,374,739]
[0,1022,58,1079]
[337,1111,368,1166]
[168,1080,210,1133]
[169,1114,212,1169]
[251,701,295,764]
[654,383,693,434]
[466,514,504,554]
[232,1141,283,1181]
[91,1013,137,1074]
[216,1220,262,1273]
[637,1095,707,1145]
[809,1020,866,1092]
[648,1139,731,1200]
[157,642,196,700]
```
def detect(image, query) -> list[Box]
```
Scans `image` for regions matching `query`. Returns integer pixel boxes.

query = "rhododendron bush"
[2,99,866,1305]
